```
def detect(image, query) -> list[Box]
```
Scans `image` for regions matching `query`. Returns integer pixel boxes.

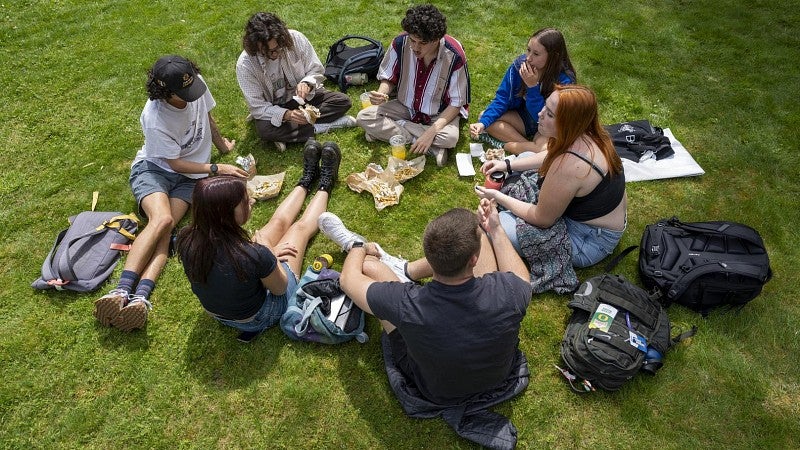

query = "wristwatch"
[210,163,218,176]
[350,241,365,249]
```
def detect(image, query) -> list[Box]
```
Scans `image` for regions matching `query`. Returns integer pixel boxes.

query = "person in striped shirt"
[356,4,470,167]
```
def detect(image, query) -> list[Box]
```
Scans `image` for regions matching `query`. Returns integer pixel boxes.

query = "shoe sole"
[111,302,148,332]
[94,295,125,327]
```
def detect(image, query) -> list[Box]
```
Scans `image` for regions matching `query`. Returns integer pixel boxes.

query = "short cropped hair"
[401,4,447,42]
[422,208,481,277]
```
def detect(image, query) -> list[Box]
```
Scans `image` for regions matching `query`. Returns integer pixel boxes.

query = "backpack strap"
[666,217,765,248]
[101,214,139,241]
[41,228,71,289]
[293,291,324,337]
[667,260,772,301]
[603,244,638,272]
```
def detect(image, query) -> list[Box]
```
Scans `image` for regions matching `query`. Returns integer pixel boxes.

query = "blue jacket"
[479,55,574,130]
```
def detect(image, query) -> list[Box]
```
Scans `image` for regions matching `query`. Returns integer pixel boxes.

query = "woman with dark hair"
[470,28,576,155]
[475,84,626,268]
[177,140,340,336]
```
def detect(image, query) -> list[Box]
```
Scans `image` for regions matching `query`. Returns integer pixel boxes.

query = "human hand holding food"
[368,90,389,105]
[469,122,485,139]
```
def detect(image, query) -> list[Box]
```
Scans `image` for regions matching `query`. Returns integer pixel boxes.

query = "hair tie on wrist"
[505,158,513,174]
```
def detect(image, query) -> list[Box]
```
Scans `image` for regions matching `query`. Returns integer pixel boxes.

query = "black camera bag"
[639,217,772,316]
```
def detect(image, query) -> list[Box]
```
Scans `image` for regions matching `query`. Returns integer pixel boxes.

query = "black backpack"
[559,274,674,392]
[324,35,384,92]
[604,120,674,162]
[639,217,772,316]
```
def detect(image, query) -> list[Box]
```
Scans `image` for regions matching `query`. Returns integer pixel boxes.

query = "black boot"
[318,141,341,193]
[297,139,322,190]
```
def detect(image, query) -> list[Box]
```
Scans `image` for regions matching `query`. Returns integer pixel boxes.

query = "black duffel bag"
[639,217,772,316]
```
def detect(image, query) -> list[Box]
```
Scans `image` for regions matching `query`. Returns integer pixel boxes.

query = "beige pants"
[356,100,460,149]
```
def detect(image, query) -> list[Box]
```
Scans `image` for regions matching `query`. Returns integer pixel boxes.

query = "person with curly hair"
[236,12,355,152]
[470,28,576,154]
[357,4,470,167]
[93,55,248,332]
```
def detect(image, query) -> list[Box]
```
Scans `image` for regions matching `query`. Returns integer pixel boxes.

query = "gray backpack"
[559,274,672,392]
[32,211,139,292]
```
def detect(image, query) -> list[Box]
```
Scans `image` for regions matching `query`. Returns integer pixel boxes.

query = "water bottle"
[311,254,333,273]
[641,347,663,375]
[345,73,368,85]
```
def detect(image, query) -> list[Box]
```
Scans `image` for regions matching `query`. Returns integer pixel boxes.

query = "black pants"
[254,90,352,143]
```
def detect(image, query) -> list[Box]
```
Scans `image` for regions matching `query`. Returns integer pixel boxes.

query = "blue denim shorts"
[499,210,523,254]
[214,262,297,333]
[129,160,196,210]
[564,217,624,268]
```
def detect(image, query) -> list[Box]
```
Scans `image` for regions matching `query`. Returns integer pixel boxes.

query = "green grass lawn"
[2,1,799,448]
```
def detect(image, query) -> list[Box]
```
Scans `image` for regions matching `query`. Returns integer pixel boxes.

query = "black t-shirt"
[367,272,532,404]
[185,243,278,320]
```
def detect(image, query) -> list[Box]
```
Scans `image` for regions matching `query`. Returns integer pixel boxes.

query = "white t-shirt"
[133,76,216,179]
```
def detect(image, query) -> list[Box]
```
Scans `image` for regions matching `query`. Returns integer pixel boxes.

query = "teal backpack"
[280,265,368,345]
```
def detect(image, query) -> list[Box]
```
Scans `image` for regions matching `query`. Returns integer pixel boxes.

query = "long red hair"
[540,84,621,178]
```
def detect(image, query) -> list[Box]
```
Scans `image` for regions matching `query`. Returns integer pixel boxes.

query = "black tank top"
[539,151,625,221]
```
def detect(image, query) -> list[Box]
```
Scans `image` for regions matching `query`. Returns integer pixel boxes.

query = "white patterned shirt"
[236,29,326,127]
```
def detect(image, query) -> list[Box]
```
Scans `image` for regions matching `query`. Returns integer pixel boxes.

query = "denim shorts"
[564,217,624,268]
[129,160,196,211]
[499,211,523,254]
[214,262,297,332]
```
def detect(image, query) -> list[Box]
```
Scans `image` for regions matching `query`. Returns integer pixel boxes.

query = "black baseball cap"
[151,55,207,102]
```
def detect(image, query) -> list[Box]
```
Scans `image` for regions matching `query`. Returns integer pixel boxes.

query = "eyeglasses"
[264,43,280,58]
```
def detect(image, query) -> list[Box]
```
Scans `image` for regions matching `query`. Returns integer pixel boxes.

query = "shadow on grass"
[181,312,284,390]
[333,321,468,447]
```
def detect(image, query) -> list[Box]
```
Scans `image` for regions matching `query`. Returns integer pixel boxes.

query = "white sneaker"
[274,141,287,152]
[318,212,366,252]
[373,243,411,283]
[314,115,357,134]
[428,147,448,167]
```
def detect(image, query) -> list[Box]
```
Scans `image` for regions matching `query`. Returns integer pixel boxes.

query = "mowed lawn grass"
[1,0,798,448]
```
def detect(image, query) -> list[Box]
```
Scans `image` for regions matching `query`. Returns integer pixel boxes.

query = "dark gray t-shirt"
[367,272,532,404]
[187,243,277,320]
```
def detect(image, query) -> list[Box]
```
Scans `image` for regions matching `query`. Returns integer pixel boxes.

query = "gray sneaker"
[318,212,366,252]
[429,147,448,167]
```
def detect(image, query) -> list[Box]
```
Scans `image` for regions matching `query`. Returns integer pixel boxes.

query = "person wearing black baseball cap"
[93,55,248,332]
[151,55,208,102]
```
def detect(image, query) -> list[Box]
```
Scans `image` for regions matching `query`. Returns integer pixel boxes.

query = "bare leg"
[486,111,527,143]
[473,232,499,277]
[253,186,308,249]
[272,190,329,277]
[123,193,187,277]
[138,196,190,282]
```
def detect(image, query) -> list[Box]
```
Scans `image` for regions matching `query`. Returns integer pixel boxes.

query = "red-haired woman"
[177,140,339,335]
[475,84,626,268]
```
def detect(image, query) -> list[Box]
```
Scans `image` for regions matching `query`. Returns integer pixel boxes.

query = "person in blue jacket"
[469,28,576,154]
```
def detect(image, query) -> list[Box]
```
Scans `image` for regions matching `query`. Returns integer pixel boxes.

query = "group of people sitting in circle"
[90,3,627,436]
